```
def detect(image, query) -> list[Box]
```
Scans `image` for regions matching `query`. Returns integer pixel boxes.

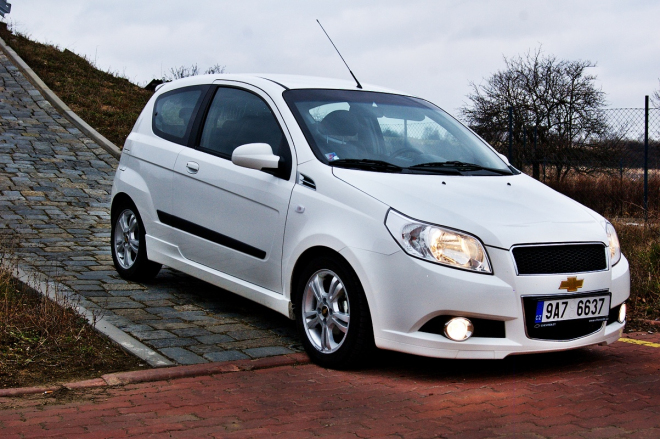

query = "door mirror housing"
[232,143,280,170]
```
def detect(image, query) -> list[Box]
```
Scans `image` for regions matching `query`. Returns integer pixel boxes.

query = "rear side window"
[152,86,205,145]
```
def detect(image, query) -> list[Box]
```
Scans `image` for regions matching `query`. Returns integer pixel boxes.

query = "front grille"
[522,292,610,341]
[513,244,607,275]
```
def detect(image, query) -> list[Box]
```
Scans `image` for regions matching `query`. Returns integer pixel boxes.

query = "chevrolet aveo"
[110,74,630,368]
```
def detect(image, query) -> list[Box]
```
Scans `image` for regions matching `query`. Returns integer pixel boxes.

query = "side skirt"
[145,235,293,319]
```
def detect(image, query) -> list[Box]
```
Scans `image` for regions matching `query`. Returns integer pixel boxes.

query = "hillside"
[0,23,152,147]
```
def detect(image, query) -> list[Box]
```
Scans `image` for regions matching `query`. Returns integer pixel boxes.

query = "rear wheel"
[111,201,161,282]
[295,255,374,369]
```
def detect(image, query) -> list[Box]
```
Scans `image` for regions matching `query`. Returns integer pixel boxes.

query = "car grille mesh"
[513,244,607,275]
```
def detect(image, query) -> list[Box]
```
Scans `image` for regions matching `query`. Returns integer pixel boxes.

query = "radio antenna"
[316,19,362,89]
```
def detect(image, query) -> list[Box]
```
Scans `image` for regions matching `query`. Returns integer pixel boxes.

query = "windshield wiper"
[329,159,403,173]
[408,161,511,175]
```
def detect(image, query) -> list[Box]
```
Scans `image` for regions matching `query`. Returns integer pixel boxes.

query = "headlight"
[605,222,621,266]
[385,210,492,273]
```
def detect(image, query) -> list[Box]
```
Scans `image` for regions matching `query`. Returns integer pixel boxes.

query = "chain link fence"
[374,102,658,219]
[482,104,660,219]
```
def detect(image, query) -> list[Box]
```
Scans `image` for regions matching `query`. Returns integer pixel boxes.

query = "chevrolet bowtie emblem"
[559,277,584,292]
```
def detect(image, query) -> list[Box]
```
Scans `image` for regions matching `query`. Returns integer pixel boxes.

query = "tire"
[111,200,161,282]
[294,255,374,369]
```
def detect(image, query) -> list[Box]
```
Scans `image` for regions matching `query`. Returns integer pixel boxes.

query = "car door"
[167,84,295,293]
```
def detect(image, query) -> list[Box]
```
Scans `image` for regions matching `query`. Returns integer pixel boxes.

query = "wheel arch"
[289,246,373,316]
[291,246,342,298]
[110,192,154,234]
[111,192,135,216]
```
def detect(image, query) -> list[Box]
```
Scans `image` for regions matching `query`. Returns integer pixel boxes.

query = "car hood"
[332,169,607,249]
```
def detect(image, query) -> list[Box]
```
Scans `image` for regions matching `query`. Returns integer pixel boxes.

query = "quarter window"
[152,86,204,145]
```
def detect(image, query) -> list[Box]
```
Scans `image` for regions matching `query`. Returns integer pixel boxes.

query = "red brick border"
[0,353,309,398]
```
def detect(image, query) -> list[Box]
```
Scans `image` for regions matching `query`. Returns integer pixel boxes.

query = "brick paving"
[0,51,301,365]
[0,332,659,438]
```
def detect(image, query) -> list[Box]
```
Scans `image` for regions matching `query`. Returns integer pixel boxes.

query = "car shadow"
[142,267,302,345]
[361,344,615,381]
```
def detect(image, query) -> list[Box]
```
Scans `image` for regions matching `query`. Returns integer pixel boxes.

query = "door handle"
[186,161,199,174]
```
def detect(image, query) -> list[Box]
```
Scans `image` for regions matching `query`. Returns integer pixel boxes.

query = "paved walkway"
[0,50,300,366]
[1,332,659,438]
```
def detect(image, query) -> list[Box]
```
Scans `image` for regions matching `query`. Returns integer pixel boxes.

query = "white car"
[111,74,630,368]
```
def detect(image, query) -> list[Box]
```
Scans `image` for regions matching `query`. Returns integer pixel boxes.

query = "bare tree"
[652,79,660,108]
[163,63,226,81]
[461,47,609,181]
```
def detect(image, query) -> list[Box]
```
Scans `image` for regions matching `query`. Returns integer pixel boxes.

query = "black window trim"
[151,84,211,146]
[188,84,293,180]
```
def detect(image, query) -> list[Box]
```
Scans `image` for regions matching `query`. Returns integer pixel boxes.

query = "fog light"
[618,303,626,324]
[444,317,474,341]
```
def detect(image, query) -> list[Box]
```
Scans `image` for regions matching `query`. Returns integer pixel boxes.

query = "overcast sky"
[5,0,660,115]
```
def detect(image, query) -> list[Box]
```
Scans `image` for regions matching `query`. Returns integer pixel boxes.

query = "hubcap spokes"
[114,210,139,269]
[302,269,350,353]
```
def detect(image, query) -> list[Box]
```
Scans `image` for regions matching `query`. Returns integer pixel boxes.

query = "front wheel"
[295,255,374,369]
[111,201,161,282]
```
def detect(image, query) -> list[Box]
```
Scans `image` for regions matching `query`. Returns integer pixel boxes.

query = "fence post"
[543,158,546,182]
[644,96,649,221]
[533,125,540,180]
[508,107,513,164]
[619,159,624,218]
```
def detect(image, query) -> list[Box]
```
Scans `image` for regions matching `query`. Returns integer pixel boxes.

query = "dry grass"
[545,173,660,219]
[614,221,660,322]
[0,23,153,147]
[0,247,145,388]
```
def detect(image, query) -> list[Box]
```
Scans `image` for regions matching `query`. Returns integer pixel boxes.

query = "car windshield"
[283,89,512,175]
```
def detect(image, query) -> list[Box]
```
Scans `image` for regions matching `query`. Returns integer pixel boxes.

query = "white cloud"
[5,0,660,114]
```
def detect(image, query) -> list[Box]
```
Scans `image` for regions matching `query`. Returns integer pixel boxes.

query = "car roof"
[154,73,414,98]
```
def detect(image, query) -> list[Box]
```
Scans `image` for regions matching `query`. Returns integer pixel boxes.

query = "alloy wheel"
[302,269,351,353]
[113,209,140,269]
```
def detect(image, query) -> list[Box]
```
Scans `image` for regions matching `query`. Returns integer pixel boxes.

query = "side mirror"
[232,143,280,170]
[498,153,510,166]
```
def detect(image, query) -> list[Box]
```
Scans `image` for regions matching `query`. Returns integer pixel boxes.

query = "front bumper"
[343,246,630,359]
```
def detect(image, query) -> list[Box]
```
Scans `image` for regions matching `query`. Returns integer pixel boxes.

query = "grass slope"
[0,23,152,147]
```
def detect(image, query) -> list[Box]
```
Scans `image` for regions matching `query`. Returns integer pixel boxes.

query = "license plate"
[534,295,610,324]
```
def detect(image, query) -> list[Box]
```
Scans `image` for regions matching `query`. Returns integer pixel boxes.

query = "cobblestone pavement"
[0,52,301,365]
[1,332,659,438]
